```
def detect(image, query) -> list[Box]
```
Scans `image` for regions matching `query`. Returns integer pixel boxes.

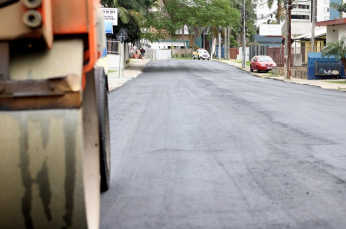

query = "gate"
[229,48,239,59]
[267,47,284,67]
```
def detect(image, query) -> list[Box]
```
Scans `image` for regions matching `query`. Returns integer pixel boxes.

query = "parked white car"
[193,49,210,60]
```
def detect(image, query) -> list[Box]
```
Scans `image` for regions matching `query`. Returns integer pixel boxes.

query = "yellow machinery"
[0,0,110,228]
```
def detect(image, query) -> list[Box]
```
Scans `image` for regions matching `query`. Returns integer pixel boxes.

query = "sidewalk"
[107,59,150,91]
[218,59,346,92]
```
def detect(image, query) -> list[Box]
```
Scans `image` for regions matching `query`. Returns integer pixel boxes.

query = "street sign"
[282,38,294,45]
[116,29,128,44]
[101,7,118,25]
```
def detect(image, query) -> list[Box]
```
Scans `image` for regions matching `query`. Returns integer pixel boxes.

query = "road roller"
[0,0,111,228]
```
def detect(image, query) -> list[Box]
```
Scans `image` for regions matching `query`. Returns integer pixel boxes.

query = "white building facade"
[253,0,332,26]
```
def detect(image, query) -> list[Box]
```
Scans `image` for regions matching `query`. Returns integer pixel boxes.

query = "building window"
[291,15,309,20]
[293,4,309,9]
[325,7,329,12]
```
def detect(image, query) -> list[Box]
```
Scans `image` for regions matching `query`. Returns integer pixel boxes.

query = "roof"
[316,18,346,27]
[291,22,324,36]
[253,35,282,43]
[282,21,326,37]
[292,27,326,40]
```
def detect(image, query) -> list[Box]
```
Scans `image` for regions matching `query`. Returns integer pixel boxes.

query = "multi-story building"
[253,0,340,25]
[252,0,278,26]
[291,0,311,21]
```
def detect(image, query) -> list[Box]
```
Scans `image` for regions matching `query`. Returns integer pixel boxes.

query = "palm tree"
[267,0,284,24]
[322,36,346,76]
[101,0,154,23]
[330,2,346,18]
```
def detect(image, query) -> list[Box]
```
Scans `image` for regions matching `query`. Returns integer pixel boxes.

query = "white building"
[316,0,332,22]
[252,0,278,26]
[253,0,332,25]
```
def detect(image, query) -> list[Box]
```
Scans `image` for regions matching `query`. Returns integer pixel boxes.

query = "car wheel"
[208,59,210,61]
[250,65,253,72]
[198,56,200,60]
[257,66,260,73]
[193,56,195,59]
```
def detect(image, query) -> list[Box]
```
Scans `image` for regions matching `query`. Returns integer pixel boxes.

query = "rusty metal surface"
[10,39,84,81]
[0,74,80,96]
[0,0,17,8]
[0,2,38,40]
[0,92,81,110]
[0,42,9,80]
[0,0,52,48]
[52,0,88,35]
[0,109,89,229]
[0,75,82,110]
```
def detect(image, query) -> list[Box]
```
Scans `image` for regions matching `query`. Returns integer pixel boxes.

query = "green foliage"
[141,0,242,43]
[322,36,346,73]
[229,35,239,48]
[330,2,346,18]
[322,36,346,60]
[247,41,259,46]
[101,0,156,23]
[190,43,199,50]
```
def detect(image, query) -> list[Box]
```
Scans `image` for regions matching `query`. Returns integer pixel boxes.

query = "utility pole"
[228,27,231,59]
[284,0,291,80]
[224,27,227,60]
[242,0,246,68]
[218,26,221,60]
[311,0,315,52]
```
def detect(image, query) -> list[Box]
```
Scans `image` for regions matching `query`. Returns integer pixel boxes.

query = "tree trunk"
[277,0,281,24]
[182,25,187,57]
[211,37,216,60]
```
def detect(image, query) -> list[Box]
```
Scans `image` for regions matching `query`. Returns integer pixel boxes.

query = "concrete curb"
[216,59,346,92]
[107,59,150,92]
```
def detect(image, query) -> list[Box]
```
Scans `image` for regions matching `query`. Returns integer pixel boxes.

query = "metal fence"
[107,40,120,54]
[249,46,325,67]
[229,48,239,59]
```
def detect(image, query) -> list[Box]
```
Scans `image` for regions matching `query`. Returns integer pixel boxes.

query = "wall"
[107,43,128,71]
[326,24,346,43]
[155,50,172,60]
[172,48,193,56]
[236,47,250,61]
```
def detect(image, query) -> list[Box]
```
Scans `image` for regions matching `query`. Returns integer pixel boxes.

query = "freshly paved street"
[101,59,346,229]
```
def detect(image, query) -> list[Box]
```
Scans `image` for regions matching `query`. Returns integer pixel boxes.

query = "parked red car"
[250,55,277,73]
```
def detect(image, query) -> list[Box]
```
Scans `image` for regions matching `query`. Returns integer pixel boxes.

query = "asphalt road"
[101,59,346,229]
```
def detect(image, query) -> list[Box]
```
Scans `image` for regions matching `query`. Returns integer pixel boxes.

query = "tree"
[267,0,284,24]
[322,36,346,76]
[114,15,141,43]
[330,2,346,18]
[101,0,156,23]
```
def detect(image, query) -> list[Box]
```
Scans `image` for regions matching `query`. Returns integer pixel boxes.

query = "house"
[252,35,282,47]
[292,27,326,62]
[316,18,346,43]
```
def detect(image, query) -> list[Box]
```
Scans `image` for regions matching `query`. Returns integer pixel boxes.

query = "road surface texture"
[101,59,346,229]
